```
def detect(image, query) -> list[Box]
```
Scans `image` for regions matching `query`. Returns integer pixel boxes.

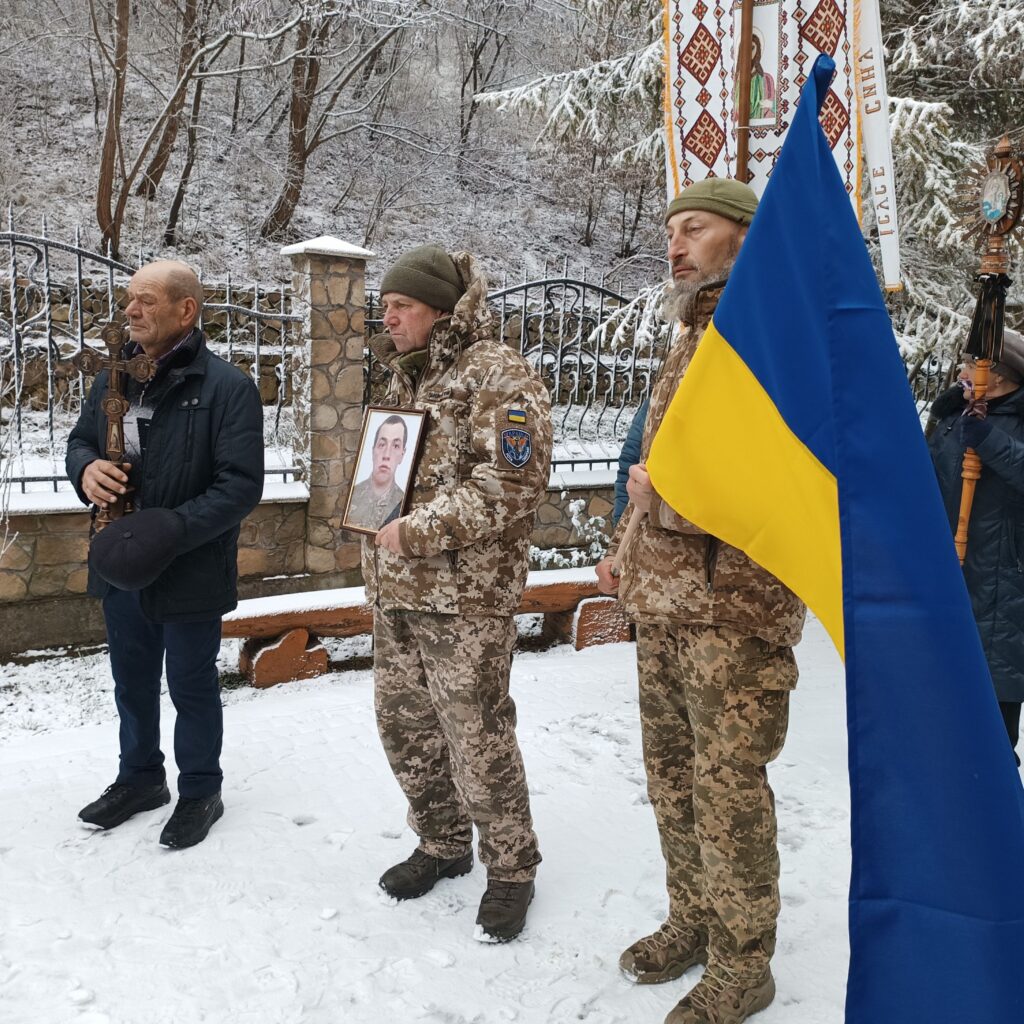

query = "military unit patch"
[500,428,532,468]
[507,408,527,424]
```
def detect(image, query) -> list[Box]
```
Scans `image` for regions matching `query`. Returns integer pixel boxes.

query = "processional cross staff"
[71,317,157,532]
[953,134,1024,565]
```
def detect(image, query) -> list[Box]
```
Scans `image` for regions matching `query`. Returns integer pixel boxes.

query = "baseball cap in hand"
[89,508,187,591]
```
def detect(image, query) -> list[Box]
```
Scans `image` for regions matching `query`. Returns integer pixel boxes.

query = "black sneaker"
[158,793,224,849]
[475,879,535,942]
[379,848,474,900]
[79,781,171,830]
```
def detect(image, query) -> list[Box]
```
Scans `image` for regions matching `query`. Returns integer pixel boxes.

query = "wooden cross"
[72,316,157,529]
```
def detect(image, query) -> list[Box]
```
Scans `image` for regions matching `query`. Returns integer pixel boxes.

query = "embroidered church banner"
[662,0,901,289]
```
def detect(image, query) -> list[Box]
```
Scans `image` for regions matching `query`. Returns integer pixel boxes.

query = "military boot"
[664,963,775,1024]
[474,879,535,942]
[379,848,474,900]
[619,922,708,984]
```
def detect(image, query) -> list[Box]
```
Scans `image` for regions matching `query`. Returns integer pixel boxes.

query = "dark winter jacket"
[613,399,648,525]
[66,330,264,623]
[929,384,1024,701]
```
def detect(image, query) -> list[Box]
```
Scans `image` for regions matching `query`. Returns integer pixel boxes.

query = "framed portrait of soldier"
[342,407,428,535]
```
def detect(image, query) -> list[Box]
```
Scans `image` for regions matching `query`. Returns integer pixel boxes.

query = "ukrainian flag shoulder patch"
[507,408,527,424]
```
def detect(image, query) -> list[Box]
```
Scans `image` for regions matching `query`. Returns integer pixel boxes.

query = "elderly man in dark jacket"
[928,327,1024,765]
[66,259,264,848]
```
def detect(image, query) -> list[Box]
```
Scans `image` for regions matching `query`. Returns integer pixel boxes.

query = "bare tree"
[454,2,516,178]
[135,0,202,199]
[90,1,306,255]
[93,0,130,254]
[259,12,408,238]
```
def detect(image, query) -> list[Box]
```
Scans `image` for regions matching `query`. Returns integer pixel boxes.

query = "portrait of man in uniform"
[344,409,424,534]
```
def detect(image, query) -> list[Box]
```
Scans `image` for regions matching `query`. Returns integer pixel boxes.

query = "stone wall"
[532,486,614,552]
[0,483,612,653]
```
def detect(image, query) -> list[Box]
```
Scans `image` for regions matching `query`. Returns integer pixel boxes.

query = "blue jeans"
[102,588,223,799]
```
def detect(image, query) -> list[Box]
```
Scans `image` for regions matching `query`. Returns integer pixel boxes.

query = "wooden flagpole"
[735,0,755,182]
[612,506,644,577]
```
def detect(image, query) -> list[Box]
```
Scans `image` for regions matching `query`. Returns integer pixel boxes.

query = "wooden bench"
[222,567,631,687]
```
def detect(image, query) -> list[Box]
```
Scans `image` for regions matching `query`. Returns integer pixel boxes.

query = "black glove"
[960,413,994,450]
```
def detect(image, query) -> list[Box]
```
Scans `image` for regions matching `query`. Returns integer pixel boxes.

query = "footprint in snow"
[422,948,455,968]
[69,987,94,1005]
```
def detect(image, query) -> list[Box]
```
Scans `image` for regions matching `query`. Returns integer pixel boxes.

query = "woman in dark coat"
[928,328,1024,762]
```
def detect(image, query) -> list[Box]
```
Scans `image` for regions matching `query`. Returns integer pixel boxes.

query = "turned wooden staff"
[612,505,644,577]
[72,317,156,532]
[954,358,990,565]
[734,0,755,183]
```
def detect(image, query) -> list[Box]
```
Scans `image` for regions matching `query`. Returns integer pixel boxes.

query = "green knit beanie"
[379,245,464,312]
[665,179,759,226]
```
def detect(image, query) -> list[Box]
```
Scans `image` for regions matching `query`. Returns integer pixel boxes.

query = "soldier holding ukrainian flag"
[596,179,805,1024]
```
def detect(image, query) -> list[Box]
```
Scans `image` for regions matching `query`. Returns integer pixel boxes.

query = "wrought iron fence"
[0,211,300,492]
[366,264,674,471]
[4,212,974,497]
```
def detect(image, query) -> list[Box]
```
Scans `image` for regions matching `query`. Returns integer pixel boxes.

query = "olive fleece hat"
[88,507,186,591]
[665,178,759,226]
[379,245,464,312]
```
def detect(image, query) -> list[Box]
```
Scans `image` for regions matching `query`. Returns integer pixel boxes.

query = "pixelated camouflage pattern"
[346,477,405,532]
[362,251,553,616]
[373,608,541,882]
[608,284,806,648]
[637,621,795,976]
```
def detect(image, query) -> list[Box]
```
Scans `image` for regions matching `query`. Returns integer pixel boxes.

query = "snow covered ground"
[0,618,854,1024]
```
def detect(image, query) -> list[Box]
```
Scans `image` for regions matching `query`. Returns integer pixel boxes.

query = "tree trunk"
[229,36,246,136]
[164,58,207,245]
[259,19,324,239]
[457,23,505,182]
[136,0,199,198]
[618,176,647,258]
[95,0,130,256]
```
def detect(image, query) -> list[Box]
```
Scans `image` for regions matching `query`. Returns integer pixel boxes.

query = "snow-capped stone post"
[282,236,374,582]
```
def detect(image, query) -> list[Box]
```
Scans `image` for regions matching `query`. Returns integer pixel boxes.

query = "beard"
[661,246,740,325]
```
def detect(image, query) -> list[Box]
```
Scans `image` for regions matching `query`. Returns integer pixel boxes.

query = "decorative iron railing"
[3,213,969,498]
[0,212,301,492]
[365,266,673,470]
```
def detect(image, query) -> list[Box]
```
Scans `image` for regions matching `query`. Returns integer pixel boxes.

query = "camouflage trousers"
[636,621,797,974]
[373,609,541,882]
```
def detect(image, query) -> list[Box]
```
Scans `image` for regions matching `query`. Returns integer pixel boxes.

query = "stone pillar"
[281,236,375,584]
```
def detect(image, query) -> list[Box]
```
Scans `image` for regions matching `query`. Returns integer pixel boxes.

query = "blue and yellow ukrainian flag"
[648,54,1024,1022]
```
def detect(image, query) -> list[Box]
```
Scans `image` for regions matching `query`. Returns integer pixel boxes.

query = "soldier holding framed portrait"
[363,244,552,944]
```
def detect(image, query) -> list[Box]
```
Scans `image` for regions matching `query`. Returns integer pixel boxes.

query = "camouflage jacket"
[347,477,405,533]
[361,252,553,616]
[608,282,806,647]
